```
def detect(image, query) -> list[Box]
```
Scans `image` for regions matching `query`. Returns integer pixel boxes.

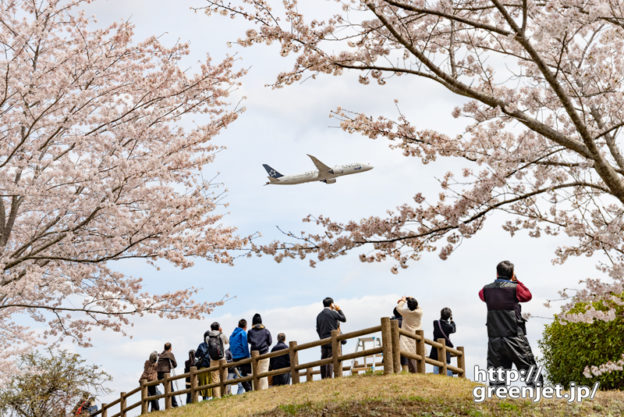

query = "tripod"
[168,359,183,406]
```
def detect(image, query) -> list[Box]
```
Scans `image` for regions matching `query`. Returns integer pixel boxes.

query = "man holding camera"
[479,260,543,386]
[316,297,346,379]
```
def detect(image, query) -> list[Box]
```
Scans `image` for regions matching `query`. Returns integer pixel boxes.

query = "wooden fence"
[92,317,465,416]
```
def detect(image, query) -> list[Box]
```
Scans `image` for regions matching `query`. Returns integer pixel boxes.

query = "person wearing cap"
[247,313,272,390]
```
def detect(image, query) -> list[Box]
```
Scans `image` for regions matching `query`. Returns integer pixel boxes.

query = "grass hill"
[154,373,624,417]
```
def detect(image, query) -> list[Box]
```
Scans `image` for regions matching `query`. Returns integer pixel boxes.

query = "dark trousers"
[320,344,333,379]
[487,336,544,386]
[157,372,178,407]
[234,362,253,392]
[272,372,291,386]
[147,385,160,411]
[399,354,418,373]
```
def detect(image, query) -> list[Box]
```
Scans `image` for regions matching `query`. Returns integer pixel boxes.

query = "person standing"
[184,350,195,404]
[479,260,543,386]
[229,319,252,393]
[247,313,272,390]
[429,307,456,376]
[139,351,160,412]
[269,333,291,386]
[206,321,229,398]
[156,343,178,407]
[194,332,212,400]
[225,349,242,395]
[396,296,423,373]
[316,297,346,379]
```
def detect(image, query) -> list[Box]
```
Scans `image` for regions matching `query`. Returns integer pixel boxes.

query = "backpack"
[196,343,211,368]
[207,334,224,361]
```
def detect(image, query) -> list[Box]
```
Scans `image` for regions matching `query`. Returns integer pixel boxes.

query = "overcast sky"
[59,0,607,410]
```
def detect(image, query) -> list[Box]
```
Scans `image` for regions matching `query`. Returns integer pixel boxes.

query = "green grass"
[153,373,624,417]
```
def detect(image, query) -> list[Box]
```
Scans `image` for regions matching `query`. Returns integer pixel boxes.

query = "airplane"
[263,154,373,185]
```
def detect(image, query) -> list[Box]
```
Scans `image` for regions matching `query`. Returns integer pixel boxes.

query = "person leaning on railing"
[229,319,252,393]
[184,350,195,404]
[247,313,273,390]
[139,351,160,412]
[194,332,213,400]
[269,333,291,386]
[156,343,178,407]
[429,307,456,376]
[396,296,423,373]
[206,321,229,398]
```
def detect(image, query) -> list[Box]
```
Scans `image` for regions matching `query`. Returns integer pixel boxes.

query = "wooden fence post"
[458,346,466,378]
[416,330,426,373]
[140,379,148,415]
[381,317,393,374]
[306,367,313,382]
[219,358,228,397]
[119,392,126,417]
[289,341,300,384]
[390,318,401,373]
[437,338,448,376]
[163,373,171,409]
[101,404,107,417]
[331,329,342,378]
[190,366,199,403]
[251,350,260,391]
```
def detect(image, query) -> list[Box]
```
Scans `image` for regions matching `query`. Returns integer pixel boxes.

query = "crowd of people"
[138,312,295,412]
[95,259,541,414]
[135,296,460,413]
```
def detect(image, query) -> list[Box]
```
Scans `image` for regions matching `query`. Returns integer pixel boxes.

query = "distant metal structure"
[350,336,383,374]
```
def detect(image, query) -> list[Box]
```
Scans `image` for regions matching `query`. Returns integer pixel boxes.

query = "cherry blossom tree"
[0,0,247,363]
[202,0,624,376]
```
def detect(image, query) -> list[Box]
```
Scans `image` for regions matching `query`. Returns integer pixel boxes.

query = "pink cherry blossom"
[204,0,624,375]
[0,0,247,372]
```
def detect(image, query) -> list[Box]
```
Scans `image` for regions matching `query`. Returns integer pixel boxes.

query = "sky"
[57,0,608,410]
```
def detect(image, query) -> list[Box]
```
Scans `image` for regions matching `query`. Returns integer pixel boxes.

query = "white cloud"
[47,0,610,407]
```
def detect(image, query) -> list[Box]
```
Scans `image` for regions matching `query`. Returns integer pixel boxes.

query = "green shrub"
[539,293,624,390]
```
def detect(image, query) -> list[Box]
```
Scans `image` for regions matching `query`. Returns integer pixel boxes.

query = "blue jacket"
[229,327,250,360]
[247,324,272,354]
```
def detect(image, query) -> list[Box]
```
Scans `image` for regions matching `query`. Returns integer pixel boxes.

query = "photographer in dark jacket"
[269,333,291,386]
[316,297,346,379]
[248,313,272,390]
[429,307,456,376]
[479,260,543,386]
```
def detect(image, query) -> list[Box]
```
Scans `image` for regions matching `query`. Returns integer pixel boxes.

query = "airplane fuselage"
[267,163,372,185]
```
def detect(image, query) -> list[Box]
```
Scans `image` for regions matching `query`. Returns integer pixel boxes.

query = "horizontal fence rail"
[92,317,465,416]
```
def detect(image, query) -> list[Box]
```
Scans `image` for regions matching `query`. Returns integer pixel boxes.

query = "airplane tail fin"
[263,164,284,179]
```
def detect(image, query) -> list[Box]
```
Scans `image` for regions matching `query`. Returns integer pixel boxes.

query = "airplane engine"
[322,178,336,184]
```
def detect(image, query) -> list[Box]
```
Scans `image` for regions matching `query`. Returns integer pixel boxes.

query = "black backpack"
[207,334,224,361]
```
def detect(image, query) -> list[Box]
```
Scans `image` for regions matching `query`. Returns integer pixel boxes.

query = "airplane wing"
[307,154,333,175]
